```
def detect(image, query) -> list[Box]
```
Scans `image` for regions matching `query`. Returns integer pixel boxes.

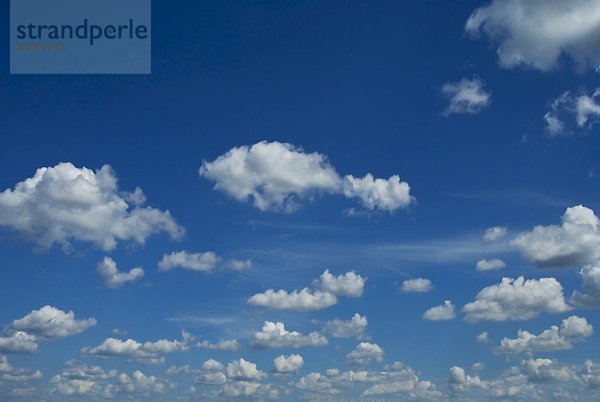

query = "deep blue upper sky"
[1,1,600,401]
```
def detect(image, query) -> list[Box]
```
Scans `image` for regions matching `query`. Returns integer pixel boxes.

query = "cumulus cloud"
[273,354,304,374]
[466,0,600,71]
[0,163,183,251]
[248,269,364,311]
[463,276,572,322]
[0,355,42,382]
[200,141,414,212]
[226,358,265,381]
[497,315,593,356]
[346,342,384,365]
[512,205,600,267]
[97,257,144,289]
[476,332,490,343]
[196,339,239,351]
[448,366,488,392]
[0,332,39,354]
[158,251,220,272]
[81,332,190,364]
[521,359,575,383]
[441,77,491,116]
[250,321,328,349]
[571,264,600,307]
[423,300,456,321]
[484,226,507,242]
[322,313,368,339]
[400,278,433,293]
[476,258,506,271]
[544,89,600,136]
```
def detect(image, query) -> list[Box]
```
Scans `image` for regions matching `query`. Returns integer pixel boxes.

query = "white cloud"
[463,276,572,322]
[196,339,239,351]
[195,359,227,384]
[476,332,490,343]
[226,358,265,381]
[273,354,304,374]
[476,258,506,271]
[571,264,600,307]
[97,257,144,289]
[544,89,600,136]
[448,366,488,391]
[322,313,368,339]
[466,0,600,71]
[0,355,42,382]
[582,360,600,387]
[498,316,593,356]
[0,163,183,251]
[0,306,96,353]
[521,359,575,383]
[441,77,491,116]
[247,288,337,312]
[200,141,414,212]
[484,226,507,242]
[346,342,384,365]
[400,278,433,293]
[423,300,456,321]
[317,269,365,297]
[250,321,328,349]
[158,251,220,272]
[227,258,252,271]
[81,332,189,364]
[512,205,600,267]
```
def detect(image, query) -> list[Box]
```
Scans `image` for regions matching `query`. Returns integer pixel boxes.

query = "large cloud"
[97,257,144,289]
[463,276,571,322]
[0,163,184,251]
[200,141,414,212]
[497,315,593,356]
[441,77,491,116]
[250,321,328,349]
[512,205,600,267]
[466,0,600,71]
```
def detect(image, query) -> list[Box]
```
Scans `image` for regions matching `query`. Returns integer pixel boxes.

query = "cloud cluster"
[441,77,491,116]
[0,163,183,251]
[463,276,571,322]
[200,141,414,212]
[97,257,144,289]
[544,89,600,136]
[248,269,365,311]
[0,306,96,354]
[250,322,328,349]
[466,0,600,71]
[497,315,593,356]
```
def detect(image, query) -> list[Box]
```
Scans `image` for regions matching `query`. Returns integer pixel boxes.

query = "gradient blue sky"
[2,1,600,401]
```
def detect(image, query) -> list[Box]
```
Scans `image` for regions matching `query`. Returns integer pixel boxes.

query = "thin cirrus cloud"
[463,276,572,322]
[158,251,252,273]
[0,306,96,354]
[247,269,365,311]
[0,163,184,251]
[441,77,491,116]
[466,0,600,71]
[544,89,600,136]
[496,315,593,356]
[199,141,414,213]
[97,257,144,289]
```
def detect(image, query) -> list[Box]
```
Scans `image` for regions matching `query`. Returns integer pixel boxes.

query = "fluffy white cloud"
[0,332,39,354]
[250,321,328,349]
[194,359,227,384]
[0,163,183,251]
[158,251,220,272]
[466,0,600,71]
[0,355,42,382]
[200,141,414,212]
[226,358,265,381]
[544,89,600,136]
[81,332,189,364]
[196,339,239,351]
[484,226,507,242]
[521,359,575,383]
[448,366,488,391]
[273,354,304,374]
[441,77,491,115]
[97,257,144,289]
[347,342,384,365]
[317,269,365,297]
[498,316,593,356]
[463,276,572,322]
[512,205,600,267]
[247,288,337,312]
[322,313,368,339]
[476,332,490,343]
[571,264,600,307]
[400,278,433,293]
[476,258,506,271]
[423,300,456,321]
[582,360,600,387]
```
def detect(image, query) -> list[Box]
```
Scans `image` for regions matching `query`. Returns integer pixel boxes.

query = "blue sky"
[2,0,600,400]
